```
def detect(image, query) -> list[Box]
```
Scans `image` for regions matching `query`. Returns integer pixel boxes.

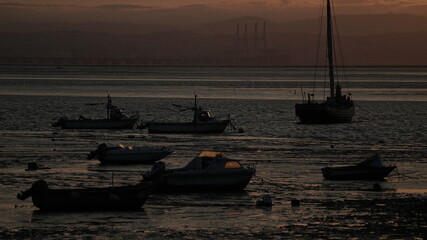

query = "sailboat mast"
[327,0,335,98]
[107,95,111,118]
[193,93,197,124]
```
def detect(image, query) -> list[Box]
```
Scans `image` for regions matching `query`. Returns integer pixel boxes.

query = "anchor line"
[390,167,415,179]
[355,103,385,120]
[253,174,288,191]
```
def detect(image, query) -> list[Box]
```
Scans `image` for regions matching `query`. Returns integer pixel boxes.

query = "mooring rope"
[391,167,415,179]
[253,174,288,191]
[355,103,386,120]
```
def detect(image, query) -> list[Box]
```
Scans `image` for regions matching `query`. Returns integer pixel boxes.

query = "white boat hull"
[99,148,173,164]
[156,169,255,191]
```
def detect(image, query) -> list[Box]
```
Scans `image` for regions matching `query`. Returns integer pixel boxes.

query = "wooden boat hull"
[18,180,151,211]
[295,103,355,124]
[153,169,255,192]
[322,166,396,180]
[57,118,138,129]
[147,120,229,134]
[99,149,173,164]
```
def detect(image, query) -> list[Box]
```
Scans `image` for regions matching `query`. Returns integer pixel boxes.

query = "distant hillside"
[1,30,427,66]
[0,22,178,34]
[3,13,427,36]
[1,13,427,66]
[279,13,427,35]
[194,14,427,35]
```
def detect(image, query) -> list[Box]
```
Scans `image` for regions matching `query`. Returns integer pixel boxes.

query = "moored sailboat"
[322,154,396,180]
[295,0,355,124]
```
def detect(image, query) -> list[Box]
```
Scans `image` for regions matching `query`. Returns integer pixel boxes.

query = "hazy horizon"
[2,0,427,66]
[2,0,427,25]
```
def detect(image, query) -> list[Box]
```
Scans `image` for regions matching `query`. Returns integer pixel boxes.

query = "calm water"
[0,66,426,239]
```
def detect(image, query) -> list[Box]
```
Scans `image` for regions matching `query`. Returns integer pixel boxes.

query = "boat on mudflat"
[88,143,173,164]
[295,0,355,124]
[142,151,255,192]
[322,154,396,180]
[144,94,230,134]
[52,95,139,129]
[17,180,151,211]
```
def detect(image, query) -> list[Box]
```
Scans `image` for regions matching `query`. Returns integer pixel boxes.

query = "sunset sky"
[2,0,427,24]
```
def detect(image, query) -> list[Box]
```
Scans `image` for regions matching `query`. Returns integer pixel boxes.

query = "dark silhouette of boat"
[322,154,396,180]
[17,180,151,211]
[295,0,355,124]
[143,151,255,192]
[145,94,230,134]
[52,95,139,129]
[88,143,173,164]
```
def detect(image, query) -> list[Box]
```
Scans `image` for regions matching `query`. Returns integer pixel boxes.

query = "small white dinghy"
[88,143,173,164]
[322,154,396,180]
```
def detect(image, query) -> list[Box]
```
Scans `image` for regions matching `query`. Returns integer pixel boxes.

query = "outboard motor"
[52,116,68,127]
[143,161,166,180]
[87,143,108,160]
[17,180,48,200]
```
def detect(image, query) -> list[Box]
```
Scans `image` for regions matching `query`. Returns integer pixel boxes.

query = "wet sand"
[0,66,426,239]
[2,196,426,239]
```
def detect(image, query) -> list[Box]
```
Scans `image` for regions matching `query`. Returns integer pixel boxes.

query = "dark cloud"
[280,0,293,6]
[0,1,73,8]
[177,4,207,9]
[97,4,155,11]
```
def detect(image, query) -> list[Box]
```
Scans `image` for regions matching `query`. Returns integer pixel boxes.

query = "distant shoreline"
[1,63,427,68]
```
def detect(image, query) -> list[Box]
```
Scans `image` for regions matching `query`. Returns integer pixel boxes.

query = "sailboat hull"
[295,103,355,124]
[147,120,229,134]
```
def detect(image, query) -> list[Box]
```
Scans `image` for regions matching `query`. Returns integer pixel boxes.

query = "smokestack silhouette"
[236,23,240,49]
[254,22,258,50]
[235,20,267,57]
[244,23,248,53]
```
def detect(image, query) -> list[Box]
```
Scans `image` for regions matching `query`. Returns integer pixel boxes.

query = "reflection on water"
[0,66,426,239]
[0,66,427,101]
[394,189,427,194]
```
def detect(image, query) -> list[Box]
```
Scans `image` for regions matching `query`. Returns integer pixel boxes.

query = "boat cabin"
[182,151,243,171]
[356,154,384,167]
[194,109,216,123]
[109,105,131,120]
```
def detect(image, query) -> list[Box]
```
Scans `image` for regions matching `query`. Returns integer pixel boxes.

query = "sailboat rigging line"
[330,1,340,86]
[313,0,326,96]
[331,0,350,91]
[300,86,305,102]
[323,54,328,100]
[326,0,335,98]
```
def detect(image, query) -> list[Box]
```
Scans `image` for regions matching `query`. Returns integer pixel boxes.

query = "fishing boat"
[88,143,173,164]
[322,154,396,180]
[52,95,139,129]
[17,180,151,211]
[144,94,230,134]
[295,0,355,124]
[143,151,255,192]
